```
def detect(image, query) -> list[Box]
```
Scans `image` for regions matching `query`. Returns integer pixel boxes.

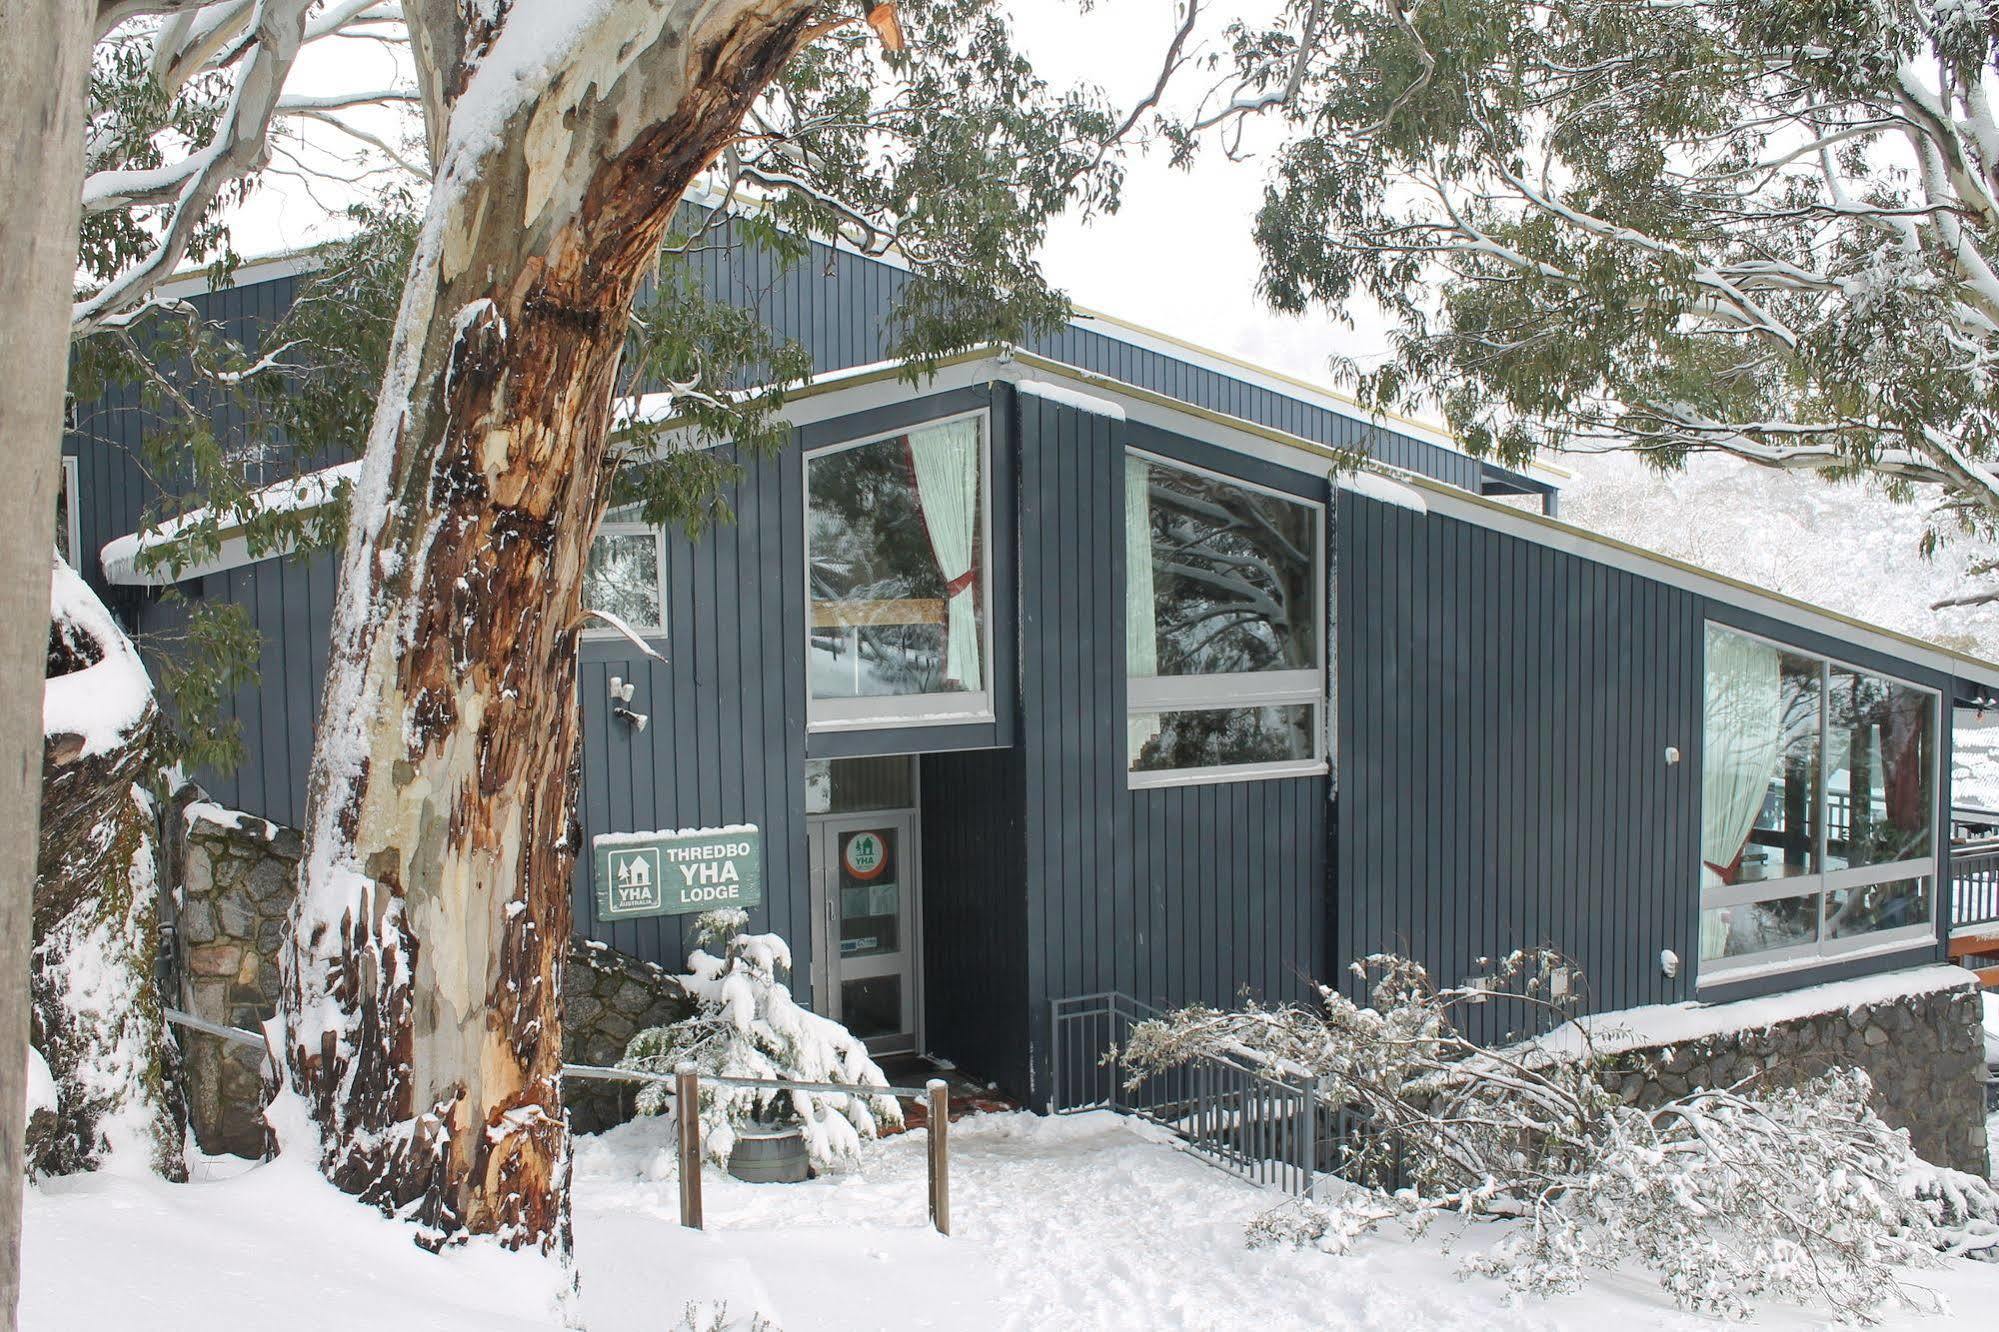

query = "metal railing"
[1049,992,1322,1196]
[1951,838,1999,935]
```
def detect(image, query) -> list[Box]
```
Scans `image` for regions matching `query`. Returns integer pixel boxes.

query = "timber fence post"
[677,1063,702,1230]
[926,1078,950,1236]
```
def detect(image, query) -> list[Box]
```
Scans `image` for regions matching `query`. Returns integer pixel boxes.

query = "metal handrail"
[1050,991,1323,1196]
[1951,839,1999,933]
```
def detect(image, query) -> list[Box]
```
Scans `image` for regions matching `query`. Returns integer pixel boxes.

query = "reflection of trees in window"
[1141,464,1313,676]
[806,427,983,701]
[583,532,661,631]
[1826,668,1932,870]
[1129,705,1313,772]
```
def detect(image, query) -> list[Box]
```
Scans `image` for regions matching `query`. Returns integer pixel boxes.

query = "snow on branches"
[1121,950,1999,1324]
[1187,0,1999,602]
[619,909,901,1170]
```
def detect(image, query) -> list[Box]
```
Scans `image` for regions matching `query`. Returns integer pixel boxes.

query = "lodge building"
[68,227,1999,1107]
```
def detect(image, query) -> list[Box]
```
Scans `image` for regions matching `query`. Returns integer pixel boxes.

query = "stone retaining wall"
[1594,976,1989,1175]
[168,795,692,1153]
[173,797,297,1158]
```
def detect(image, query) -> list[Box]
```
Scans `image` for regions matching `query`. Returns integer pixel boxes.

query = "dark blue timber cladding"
[1336,491,1960,1027]
[1337,490,1707,1032]
[919,746,1031,1092]
[572,385,1012,982]
[667,210,1482,490]
[67,273,303,603]
[1014,387,1330,1105]
[133,546,337,829]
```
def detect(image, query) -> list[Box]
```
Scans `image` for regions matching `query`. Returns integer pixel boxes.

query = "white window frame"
[804,408,996,732]
[1697,623,1942,988]
[58,455,80,567]
[581,511,667,640]
[1125,448,1328,790]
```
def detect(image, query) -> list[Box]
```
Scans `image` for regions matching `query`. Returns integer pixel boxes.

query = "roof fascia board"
[152,251,324,305]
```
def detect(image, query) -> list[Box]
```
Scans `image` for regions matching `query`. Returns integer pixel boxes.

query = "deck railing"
[1049,992,1324,1196]
[1951,838,1999,936]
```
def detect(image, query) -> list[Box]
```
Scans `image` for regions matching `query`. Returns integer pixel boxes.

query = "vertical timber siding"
[1337,490,1706,1026]
[1015,388,1330,1103]
[919,746,1031,1092]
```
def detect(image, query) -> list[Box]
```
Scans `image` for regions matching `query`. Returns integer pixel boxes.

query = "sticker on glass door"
[835,826,902,1041]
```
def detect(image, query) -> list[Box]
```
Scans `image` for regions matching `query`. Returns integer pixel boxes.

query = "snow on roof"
[1016,378,1126,420]
[1531,963,1977,1059]
[100,461,359,588]
[1342,469,1427,514]
[45,557,152,759]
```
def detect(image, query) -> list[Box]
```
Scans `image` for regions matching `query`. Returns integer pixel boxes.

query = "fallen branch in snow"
[1123,950,1999,1324]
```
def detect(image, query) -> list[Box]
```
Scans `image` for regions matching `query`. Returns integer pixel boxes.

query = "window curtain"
[1700,633,1783,959]
[1124,455,1160,760]
[1702,630,1783,882]
[907,420,983,691]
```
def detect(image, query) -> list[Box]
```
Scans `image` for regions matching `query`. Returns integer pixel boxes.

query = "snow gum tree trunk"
[33,559,184,1181]
[282,0,819,1252]
[0,4,90,1324]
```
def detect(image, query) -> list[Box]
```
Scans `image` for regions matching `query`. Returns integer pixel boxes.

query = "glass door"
[810,811,918,1053]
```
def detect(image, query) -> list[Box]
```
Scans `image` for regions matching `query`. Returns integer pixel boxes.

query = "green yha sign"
[592,825,762,921]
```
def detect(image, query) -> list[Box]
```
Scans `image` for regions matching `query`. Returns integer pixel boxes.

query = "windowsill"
[1127,759,1329,791]
[1695,931,1936,990]
[808,706,997,733]
[582,629,667,643]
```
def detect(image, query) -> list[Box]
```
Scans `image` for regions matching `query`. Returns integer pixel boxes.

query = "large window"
[1699,624,1937,982]
[1125,452,1325,785]
[806,414,991,728]
[583,505,665,638]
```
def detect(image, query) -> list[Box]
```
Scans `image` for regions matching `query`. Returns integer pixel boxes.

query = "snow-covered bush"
[1123,951,1999,1323]
[618,910,901,1169]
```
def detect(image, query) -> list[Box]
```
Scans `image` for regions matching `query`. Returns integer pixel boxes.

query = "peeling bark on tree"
[33,565,184,1179]
[282,1,819,1253]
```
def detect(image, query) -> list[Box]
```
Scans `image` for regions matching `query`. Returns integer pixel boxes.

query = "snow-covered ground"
[23,1109,1999,1331]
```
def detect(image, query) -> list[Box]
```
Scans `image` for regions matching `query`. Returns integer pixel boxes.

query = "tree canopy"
[1174,0,1999,598]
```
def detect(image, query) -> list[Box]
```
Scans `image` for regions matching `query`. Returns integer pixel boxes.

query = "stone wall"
[1594,974,1990,1175]
[563,939,693,1134]
[172,798,298,1158]
[168,794,692,1153]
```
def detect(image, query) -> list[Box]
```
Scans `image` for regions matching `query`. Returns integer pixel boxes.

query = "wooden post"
[677,1064,703,1230]
[926,1078,950,1236]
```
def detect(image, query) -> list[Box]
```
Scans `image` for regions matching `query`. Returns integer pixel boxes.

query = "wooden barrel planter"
[728,1126,810,1183]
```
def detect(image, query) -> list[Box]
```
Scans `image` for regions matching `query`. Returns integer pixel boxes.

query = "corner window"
[1125,452,1325,785]
[806,413,992,728]
[1699,624,1937,983]
[583,505,665,637]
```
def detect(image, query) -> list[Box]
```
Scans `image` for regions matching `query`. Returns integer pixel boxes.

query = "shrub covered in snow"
[1123,950,1999,1324]
[618,910,901,1169]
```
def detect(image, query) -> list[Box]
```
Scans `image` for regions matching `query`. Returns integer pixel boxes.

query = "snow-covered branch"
[1124,950,1999,1322]
[74,0,415,339]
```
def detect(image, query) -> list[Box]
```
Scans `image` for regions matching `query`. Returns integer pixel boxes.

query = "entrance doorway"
[806,757,920,1054]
